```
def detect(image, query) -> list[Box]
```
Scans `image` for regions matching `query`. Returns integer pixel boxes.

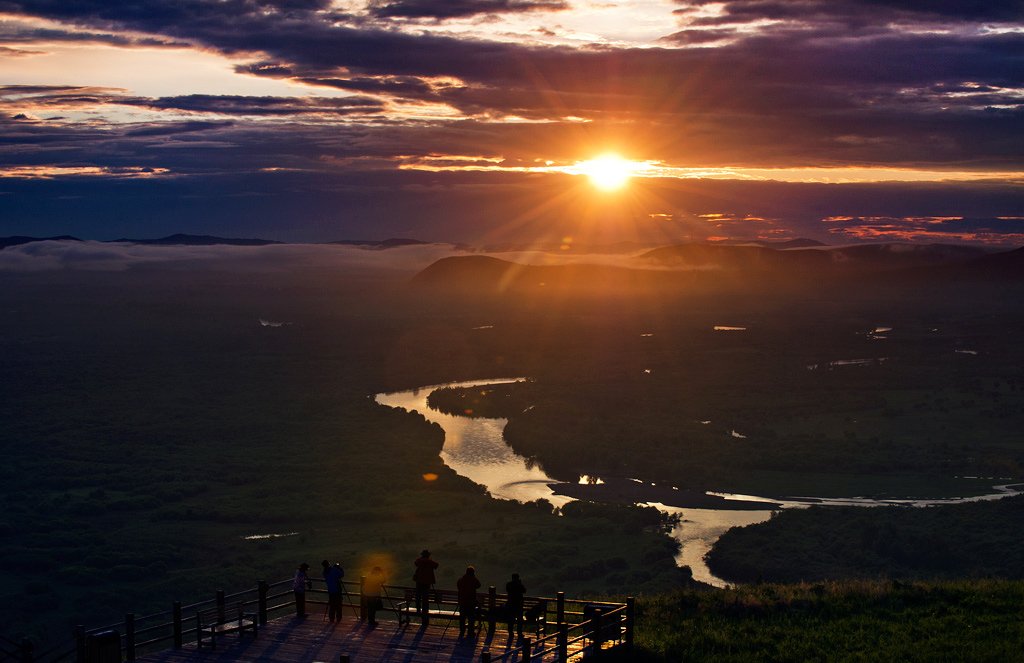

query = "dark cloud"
[2,0,1023,244]
[672,0,1024,25]
[124,120,235,137]
[660,28,737,45]
[367,0,569,20]
[0,20,190,47]
[130,94,386,116]
[0,45,47,56]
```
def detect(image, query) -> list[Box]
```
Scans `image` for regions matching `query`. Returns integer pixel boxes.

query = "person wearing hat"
[293,563,313,618]
[412,549,438,624]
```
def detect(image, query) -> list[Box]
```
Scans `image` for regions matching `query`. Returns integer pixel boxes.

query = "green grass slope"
[635,580,1024,663]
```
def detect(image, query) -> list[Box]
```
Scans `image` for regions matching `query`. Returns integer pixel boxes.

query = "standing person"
[505,573,526,637]
[412,549,438,624]
[322,559,346,622]
[364,566,387,626]
[457,566,482,636]
[293,563,313,618]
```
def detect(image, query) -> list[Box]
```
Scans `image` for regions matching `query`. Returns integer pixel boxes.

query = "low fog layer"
[0,239,659,274]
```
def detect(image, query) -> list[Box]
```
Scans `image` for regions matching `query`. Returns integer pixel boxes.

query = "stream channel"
[375,378,1022,587]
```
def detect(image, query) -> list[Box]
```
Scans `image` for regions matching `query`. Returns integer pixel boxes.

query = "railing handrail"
[3,577,628,663]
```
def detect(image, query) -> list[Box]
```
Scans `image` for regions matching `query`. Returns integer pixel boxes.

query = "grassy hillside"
[635,579,1024,663]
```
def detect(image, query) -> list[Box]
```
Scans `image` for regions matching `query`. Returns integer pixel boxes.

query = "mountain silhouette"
[413,243,1018,294]
[638,242,993,276]
[107,234,283,246]
[327,238,429,249]
[411,255,685,293]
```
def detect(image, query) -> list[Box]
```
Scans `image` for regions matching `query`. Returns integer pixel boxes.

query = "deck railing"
[1,577,632,663]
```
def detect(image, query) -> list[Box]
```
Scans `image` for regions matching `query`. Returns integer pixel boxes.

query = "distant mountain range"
[637,242,992,273]
[3,234,1022,285]
[0,234,826,253]
[412,242,1024,292]
[0,234,428,249]
[410,255,685,293]
[106,233,284,246]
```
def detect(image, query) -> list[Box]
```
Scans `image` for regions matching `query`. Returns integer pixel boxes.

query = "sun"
[580,154,633,190]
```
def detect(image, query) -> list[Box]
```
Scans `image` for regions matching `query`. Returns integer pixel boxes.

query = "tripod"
[339,580,360,619]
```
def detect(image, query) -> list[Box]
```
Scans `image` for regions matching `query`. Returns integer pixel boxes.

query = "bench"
[196,601,257,649]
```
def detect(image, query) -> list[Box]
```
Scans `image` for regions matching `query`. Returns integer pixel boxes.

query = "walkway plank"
[138,614,578,663]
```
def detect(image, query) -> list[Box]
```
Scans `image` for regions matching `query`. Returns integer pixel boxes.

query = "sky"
[0,0,1022,246]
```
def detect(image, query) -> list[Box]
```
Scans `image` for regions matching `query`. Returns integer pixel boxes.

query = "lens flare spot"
[422,473,438,482]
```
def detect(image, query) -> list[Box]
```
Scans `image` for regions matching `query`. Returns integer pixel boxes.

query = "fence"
[0,577,632,663]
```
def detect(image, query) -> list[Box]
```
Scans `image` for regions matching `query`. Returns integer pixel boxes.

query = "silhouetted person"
[322,559,345,622]
[457,566,481,636]
[505,573,526,637]
[412,549,438,624]
[364,566,387,626]
[293,563,312,618]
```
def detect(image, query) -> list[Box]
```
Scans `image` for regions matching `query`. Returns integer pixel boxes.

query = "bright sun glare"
[581,154,633,190]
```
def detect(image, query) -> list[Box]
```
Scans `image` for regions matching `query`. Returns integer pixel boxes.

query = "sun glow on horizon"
[578,154,634,190]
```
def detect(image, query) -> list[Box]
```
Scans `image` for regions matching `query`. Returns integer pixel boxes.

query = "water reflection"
[649,504,774,587]
[375,379,572,507]
[376,380,1023,589]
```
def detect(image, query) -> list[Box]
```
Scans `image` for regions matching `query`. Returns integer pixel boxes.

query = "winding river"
[375,379,1022,587]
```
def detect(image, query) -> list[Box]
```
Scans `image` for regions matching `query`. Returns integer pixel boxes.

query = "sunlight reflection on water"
[376,380,1024,589]
[374,379,573,507]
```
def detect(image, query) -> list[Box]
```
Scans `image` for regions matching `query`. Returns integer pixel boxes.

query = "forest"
[4,252,1024,651]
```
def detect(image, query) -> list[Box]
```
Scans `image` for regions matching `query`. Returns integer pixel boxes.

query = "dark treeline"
[707,496,1024,584]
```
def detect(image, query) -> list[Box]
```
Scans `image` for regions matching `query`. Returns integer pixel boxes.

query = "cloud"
[366,0,570,20]
[2,1,1022,174]
[129,94,386,116]
[2,0,1023,245]
[672,0,1024,27]
[0,19,190,48]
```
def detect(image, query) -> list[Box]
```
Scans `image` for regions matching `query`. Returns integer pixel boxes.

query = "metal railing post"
[173,601,183,648]
[522,637,532,663]
[258,581,269,624]
[488,586,496,632]
[558,623,567,663]
[481,653,490,663]
[216,590,226,625]
[591,608,602,658]
[556,592,564,626]
[625,597,635,651]
[74,625,86,663]
[340,654,350,663]
[359,576,367,621]
[125,613,136,661]
[20,638,33,663]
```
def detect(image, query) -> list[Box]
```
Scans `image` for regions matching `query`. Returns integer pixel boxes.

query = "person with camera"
[322,559,345,622]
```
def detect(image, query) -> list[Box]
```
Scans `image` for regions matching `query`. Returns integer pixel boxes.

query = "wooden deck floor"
[138,613,582,663]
